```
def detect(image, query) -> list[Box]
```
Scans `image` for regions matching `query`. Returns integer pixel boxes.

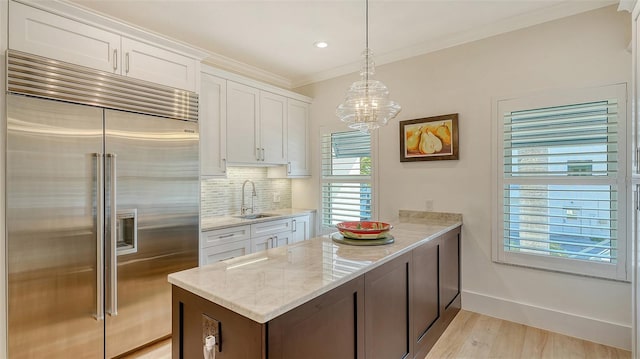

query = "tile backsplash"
[201,167,292,217]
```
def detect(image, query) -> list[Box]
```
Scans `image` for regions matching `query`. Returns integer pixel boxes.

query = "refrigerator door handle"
[107,153,118,316]
[95,153,105,321]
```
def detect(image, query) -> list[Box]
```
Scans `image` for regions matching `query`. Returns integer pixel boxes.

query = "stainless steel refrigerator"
[6,51,199,358]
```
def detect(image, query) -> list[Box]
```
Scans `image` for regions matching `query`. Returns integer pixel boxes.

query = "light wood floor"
[427,310,630,359]
[122,310,630,359]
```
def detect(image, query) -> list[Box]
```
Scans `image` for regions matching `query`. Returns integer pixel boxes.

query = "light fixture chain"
[365,0,369,85]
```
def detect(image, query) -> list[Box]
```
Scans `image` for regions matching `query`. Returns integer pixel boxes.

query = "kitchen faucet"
[241,179,257,214]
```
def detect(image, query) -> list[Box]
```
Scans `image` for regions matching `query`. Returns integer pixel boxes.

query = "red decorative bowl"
[336,221,392,240]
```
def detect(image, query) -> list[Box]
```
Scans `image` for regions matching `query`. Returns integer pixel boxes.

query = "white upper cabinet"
[268,99,311,177]
[227,81,260,164]
[9,1,119,72]
[9,1,199,92]
[226,82,288,165]
[260,91,287,165]
[286,99,311,177]
[200,70,227,177]
[121,37,196,91]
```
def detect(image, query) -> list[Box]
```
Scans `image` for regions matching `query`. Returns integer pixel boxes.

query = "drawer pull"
[219,233,235,239]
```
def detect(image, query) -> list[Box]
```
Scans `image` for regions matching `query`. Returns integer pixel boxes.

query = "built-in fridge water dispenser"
[117,209,138,255]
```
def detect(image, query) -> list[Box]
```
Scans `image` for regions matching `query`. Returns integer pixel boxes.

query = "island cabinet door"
[364,252,412,359]
[440,228,461,322]
[172,286,266,359]
[411,238,441,359]
[267,276,365,359]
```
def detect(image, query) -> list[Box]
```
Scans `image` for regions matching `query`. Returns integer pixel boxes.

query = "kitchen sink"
[233,213,278,220]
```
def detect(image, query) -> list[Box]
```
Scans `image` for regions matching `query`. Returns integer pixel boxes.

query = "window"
[493,84,628,280]
[321,130,372,231]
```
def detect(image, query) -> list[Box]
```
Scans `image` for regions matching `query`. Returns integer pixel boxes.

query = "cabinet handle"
[256,147,261,161]
[219,233,234,239]
[636,147,639,173]
[636,184,640,212]
[222,158,227,173]
[125,52,130,74]
[287,162,291,174]
[113,49,118,71]
[292,219,297,232]
[261,148,265,161]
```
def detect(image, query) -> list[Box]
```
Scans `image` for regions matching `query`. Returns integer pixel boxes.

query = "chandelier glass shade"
[336,1,401,132]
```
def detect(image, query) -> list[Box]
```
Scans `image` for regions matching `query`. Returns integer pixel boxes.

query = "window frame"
[491,83,629,281]
[318,126,378,235]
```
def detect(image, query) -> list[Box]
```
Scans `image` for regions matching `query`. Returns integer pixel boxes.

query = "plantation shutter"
[321,130,372,227]
[502,100,619,263]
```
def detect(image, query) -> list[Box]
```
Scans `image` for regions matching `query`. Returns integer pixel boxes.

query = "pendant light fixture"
[336,0,401,133]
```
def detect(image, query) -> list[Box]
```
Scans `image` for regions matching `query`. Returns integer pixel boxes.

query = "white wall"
[293,5,633,350]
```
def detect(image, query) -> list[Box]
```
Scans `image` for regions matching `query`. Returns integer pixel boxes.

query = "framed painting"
[399,113,459,162]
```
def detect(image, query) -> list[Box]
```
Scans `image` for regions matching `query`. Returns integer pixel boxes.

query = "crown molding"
[202,53,293,90]
[291,0,618,88]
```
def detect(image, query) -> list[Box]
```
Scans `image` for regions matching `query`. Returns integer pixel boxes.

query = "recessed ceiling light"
[314,41,328,49]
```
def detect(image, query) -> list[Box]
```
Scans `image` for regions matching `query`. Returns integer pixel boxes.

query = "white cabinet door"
[250,235,273,253]
[273,231,293,247]
[200,72,227,177]
[287,99,311,177]
[291,215,310,243]
[251,231,291,252]
[260,91,287,165]
[227,81,260,164]
[201,240,251,265]
[9,1,120,73]
[121,37,197,91]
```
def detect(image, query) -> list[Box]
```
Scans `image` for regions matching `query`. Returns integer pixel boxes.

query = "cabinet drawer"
[202,225,250,248]
[251,218,291,237]
[201,240,250,265]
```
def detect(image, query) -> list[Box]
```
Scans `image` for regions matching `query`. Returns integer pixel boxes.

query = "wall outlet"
[273,192,281,203]
[425,200,434,211]
[202,313,221,352]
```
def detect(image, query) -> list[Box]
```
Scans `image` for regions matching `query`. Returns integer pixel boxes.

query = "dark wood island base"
[172,226,461,359]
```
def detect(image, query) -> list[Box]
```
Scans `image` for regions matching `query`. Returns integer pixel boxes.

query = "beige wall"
[293,5,632,349]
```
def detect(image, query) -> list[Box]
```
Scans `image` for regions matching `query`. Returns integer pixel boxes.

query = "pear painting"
[405,121,453,156]
[400,114,459,162]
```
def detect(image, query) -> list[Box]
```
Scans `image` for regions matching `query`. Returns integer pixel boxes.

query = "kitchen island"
[169,211,462,359]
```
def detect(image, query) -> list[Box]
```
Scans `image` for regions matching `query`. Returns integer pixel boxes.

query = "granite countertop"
[201,208,317,232]
[170,211,462,323]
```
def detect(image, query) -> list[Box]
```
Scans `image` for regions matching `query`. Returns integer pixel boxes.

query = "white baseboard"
[462,290,631,351]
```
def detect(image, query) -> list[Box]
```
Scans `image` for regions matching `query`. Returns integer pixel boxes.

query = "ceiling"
[67,0,618,89]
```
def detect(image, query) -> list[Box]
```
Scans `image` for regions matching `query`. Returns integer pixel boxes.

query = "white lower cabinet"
[250,218,291,251]
[201,214,313,265]
[291,215,310,244]
[250,231,291,252]
[200,225,251,265]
